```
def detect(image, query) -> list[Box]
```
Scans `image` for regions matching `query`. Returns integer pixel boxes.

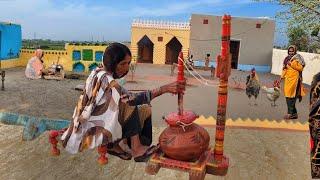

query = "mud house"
[131,14,275,72]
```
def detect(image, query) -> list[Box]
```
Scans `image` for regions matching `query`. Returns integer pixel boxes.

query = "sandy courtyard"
[0,64,312,179]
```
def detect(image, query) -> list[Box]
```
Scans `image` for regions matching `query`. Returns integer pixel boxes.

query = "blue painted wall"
[72,50,81,61]
[95,51,103,62]
[73,62,85,72]
[237,64,271,73]
[194,60,271,73]
[194,60,216,68]
[0,22,22,60]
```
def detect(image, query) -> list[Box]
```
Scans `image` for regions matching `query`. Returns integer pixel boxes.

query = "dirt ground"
[0,65,312,180]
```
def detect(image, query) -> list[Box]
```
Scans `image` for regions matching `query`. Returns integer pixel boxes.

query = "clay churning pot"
[159,110,210,161]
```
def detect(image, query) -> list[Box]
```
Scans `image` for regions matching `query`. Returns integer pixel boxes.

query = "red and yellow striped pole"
[177,52,184,115]
[207,14,231,176]
[214,14,231,160]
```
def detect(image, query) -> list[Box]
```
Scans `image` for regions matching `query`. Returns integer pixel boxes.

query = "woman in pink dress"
[25,49,46,79]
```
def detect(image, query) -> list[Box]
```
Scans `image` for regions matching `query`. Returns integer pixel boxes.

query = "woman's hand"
[120,93,135,103]
[150,80,186,100]
[161,80,186,94]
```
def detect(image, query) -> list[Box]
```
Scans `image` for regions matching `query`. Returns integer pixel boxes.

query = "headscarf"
[251,68,256,77]
[34,49,43,60]
[283,45,297,66]
[25,49,44,79]
[292,53,306,67]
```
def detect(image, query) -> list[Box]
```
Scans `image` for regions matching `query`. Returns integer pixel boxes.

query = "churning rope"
[178,57,220,87]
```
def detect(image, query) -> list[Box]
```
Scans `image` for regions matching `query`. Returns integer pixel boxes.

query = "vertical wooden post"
[0,58,4,91]
[214,14,231,162]
[1,70,5,91]
[207,14,231,176]
[177,52,184,115]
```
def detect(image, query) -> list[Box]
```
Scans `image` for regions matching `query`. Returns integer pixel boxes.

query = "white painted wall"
[271,48,320,85]
[190,14,275,66]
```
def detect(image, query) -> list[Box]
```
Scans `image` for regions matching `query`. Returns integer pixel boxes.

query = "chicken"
[262,80,281,107]
[246,68,260,105]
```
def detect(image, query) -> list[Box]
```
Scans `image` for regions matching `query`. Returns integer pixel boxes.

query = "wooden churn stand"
[145,14,232,180]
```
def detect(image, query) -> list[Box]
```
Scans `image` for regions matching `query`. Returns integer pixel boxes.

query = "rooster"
[262,80,281,107]
[246,68,260,105]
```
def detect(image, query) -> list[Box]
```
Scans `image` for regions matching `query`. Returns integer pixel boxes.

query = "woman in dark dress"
[309,72,320,177]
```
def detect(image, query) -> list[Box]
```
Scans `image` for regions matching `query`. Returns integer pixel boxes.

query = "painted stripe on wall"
[194,60,271,72]
[237,64,271,72]
[194,60,217,67]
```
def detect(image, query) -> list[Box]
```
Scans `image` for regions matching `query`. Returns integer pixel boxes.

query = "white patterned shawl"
[61,69,122,154]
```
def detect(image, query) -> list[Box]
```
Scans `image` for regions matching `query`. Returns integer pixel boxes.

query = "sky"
[0,0,288,46]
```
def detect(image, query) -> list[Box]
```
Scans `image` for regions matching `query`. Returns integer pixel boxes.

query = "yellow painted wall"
[4,44,108,72]
[131,27,190,64]
[65,44,107,72]
[0,58,21,69]
[19,49,69,69]
[3,29,191,70]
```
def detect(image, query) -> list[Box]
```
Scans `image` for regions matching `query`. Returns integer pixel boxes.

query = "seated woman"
[25,49,48,79]
[61,43,185,162]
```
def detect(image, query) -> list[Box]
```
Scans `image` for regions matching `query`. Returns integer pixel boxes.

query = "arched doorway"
[165,37,182,64]
[137,35,154,63]
[73,62,85,72]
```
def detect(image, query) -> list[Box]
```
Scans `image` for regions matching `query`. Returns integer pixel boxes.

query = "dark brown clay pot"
[159,123,210,161]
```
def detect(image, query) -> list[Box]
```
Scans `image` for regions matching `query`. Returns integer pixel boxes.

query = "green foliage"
[311,27,319,37]
[287,27,308,51]
[22,39,66,50]
[22,40,121,50]
[253,0,320,51]
[253,0,319,29]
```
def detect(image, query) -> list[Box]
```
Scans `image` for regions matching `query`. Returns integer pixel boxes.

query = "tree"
[287,27,309,51]
[254,0,320,51]
[254,0,319,29]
